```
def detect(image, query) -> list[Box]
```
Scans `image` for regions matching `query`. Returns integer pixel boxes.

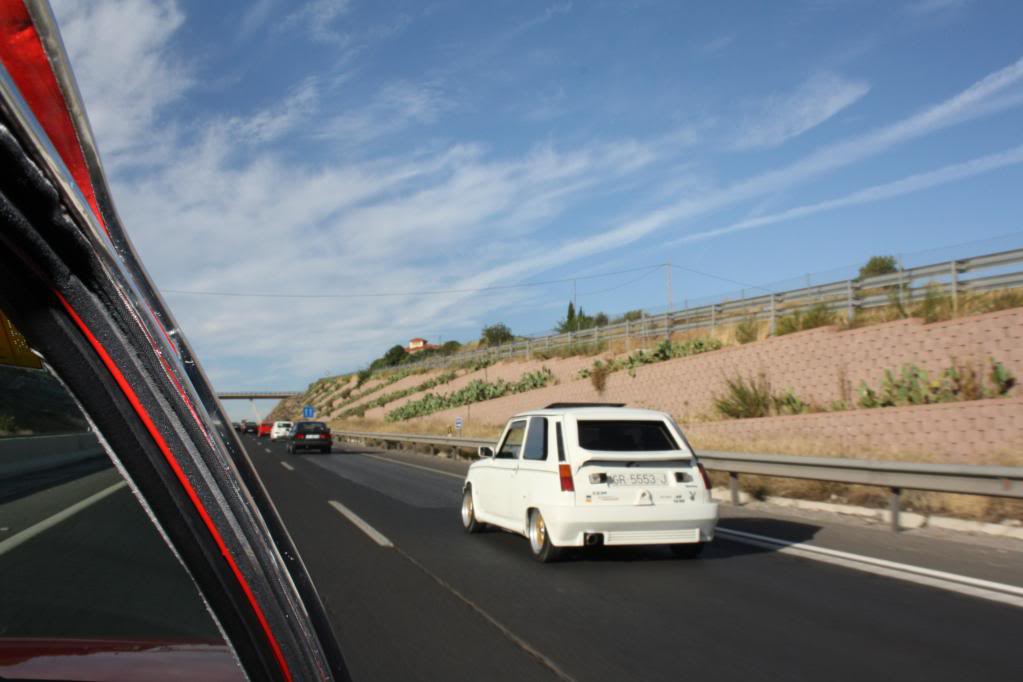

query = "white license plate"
[607,472,667,487]
[303,434,322,439]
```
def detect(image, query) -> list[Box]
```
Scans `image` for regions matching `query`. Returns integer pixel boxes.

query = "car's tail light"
[559,464,574,492]
[697,463,711,488]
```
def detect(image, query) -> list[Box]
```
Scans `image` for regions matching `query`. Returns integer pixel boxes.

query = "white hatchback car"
[461,404,718,562]
[270,421,294,441]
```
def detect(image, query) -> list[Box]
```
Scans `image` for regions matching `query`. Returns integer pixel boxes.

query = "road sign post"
[455,416,463,435]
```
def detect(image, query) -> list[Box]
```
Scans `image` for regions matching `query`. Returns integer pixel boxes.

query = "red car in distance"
[258,422,273,438]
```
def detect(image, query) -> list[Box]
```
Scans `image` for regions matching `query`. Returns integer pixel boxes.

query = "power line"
[161,264,666,300]
[575,266,662,297]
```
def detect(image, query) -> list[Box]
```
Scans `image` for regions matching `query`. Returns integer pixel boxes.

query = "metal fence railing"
[402,248,1023,370]
[333,430,1023,532]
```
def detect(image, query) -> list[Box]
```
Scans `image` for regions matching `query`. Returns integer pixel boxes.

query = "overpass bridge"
[217,391,301,400]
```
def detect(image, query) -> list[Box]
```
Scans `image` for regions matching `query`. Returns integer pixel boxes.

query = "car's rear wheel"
[528,510,562,563]
[669,542,705,559]
[461,487,482,533]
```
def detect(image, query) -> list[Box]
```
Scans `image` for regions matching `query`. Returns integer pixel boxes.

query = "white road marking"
[280,461,295,471]
[0,481,127,556]
[716,527,1023,608]
[360,453,464,480]
[358,450,1021,608]
[328,500,393,547]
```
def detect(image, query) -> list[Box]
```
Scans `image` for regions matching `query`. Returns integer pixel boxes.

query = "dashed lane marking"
[328,500,394,547]
[0,481,127,556]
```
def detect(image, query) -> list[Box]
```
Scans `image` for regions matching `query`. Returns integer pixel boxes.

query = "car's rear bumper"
[543,500,718,547]
[290,438,332,450]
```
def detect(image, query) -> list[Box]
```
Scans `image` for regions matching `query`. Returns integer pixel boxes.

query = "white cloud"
[49,0,1023,389]
[733,72,870,150]
[283,0,353,44]
[668,144,1023,247]
[51,0,191,172]
[696,35,734,57]
[319,81,453,147]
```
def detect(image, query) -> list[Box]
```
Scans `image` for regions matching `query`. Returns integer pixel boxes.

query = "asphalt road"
[240,435,1022,682]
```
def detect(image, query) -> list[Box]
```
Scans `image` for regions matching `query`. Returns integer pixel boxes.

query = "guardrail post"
[625,319,631,351]
[846,280,854,322]
[769,294,777,335]
[889,487,901,532]
[729,472,740,506]
[950,260,959,314]
[711,305,716,334]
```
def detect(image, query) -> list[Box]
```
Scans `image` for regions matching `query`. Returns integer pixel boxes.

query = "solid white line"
[360,453,464,480]
[328,500,394,547]
[280,461,295,471]
[0,481,127,556]
[716,527,1023,608]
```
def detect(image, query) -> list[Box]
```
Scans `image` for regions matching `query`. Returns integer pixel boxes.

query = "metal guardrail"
[334,430,1023,531]
[402,247,1023,369]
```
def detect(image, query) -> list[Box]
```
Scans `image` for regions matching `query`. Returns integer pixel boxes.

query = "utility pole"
[573,279,577,312]
[665,261,673,341]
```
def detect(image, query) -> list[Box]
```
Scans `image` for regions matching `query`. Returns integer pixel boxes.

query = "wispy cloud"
[732,72,870,150]
[668,144,1023,246]
[282,0,353,44]
[696,34,734,57]
[905,0,971,15]
[319,80,453,147]
[51,0,191,172]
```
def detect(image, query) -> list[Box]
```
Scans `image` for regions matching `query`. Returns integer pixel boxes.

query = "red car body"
[258,421,273,437]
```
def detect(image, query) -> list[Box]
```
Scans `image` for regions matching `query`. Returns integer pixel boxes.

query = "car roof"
[510,406,671,420]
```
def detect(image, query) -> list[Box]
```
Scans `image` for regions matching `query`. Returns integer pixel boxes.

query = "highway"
[239,435,1023,682]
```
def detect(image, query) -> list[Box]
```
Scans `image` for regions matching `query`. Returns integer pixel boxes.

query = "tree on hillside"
[557,301,610,333]
[858,255,898,280]
[481,323,514,346]
[440,340,462,354]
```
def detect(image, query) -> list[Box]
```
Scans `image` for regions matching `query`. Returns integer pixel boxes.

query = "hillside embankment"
[271,307,1023,521]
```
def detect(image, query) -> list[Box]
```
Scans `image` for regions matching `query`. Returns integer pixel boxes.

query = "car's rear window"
[296,422,327,433]
[577,420,679,451]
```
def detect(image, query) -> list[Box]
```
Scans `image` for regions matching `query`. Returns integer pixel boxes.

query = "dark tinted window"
[0,310,230,654]
[577,420,679,451]
[295,421,328,433]
[523,418,548,461]
[496,420,526,459]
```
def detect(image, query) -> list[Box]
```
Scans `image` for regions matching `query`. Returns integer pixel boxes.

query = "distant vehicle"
[461,405,718,562]
[241,420,257,434]
[257,421,273,438]
[271,421,294,441]
[232,421,241,432]
[287,421,333,454]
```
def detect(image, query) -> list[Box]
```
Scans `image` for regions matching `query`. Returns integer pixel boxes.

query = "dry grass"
[706,472,1023,523]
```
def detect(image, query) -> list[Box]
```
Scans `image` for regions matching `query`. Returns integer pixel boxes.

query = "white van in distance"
[461,404,719,562]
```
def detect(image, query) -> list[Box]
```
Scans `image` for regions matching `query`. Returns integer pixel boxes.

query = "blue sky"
[50,0,1023,417]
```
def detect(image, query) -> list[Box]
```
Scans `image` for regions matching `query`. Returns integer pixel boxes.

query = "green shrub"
[913,284,952,323]
[774,303,834,336]
[385,368,555,422]
[714,374,774,419]
[734,317,759,344]
[356,369,372,387]
[857,358,1016,409]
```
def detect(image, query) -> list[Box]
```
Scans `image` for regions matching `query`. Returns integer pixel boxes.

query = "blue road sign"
[303,405,315,419]
[455,416,463,430]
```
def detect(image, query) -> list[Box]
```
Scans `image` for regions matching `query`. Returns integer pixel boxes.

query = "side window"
[0,308,232,662]
[522,418,548,461]
[496,420,527,459]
